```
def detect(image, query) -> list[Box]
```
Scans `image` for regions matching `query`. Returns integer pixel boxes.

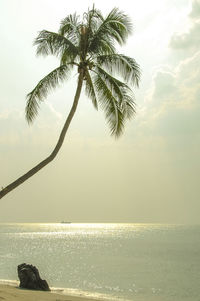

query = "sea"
[0,223,199,301]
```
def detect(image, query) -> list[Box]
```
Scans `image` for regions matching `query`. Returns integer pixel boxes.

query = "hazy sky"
[0,0,199,223]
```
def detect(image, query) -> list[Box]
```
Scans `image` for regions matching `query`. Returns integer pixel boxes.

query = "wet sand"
[0,284,102,301]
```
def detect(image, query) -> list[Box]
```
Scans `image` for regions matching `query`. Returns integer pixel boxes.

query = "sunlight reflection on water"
[0,223,199,301]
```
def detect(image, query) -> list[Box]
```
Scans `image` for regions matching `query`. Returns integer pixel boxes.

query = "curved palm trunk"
[0,72,84,199]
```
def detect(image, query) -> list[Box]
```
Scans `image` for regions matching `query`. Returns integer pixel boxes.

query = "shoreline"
[0,284,106,301]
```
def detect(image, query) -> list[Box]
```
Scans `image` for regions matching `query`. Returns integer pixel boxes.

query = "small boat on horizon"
[60,221,71,224]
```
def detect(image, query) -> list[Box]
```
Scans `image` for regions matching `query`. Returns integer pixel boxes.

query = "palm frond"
[26,65,71,123]
[95,66,127,99]
[97,53,141,86]
[81,6,102,56]
[119,87,136,119]
[105,7,132,44]
[34,30,78,62]
[84,70,98,110]
[84,5,101,33]
[89,34,116,56]
[88,23,115,55]
[106,101,124,138]
[94,73,125,137]
[59,13,81,45]
[95,66,136,119]
[88,7,132,54]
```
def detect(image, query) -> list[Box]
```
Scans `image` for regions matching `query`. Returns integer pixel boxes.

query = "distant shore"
[0,284,103,301]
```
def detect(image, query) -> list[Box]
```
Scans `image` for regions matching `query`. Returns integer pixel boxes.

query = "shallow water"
[0,223,199,301]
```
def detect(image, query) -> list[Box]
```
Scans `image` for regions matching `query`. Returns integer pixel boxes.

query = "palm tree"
[0,6,140,199]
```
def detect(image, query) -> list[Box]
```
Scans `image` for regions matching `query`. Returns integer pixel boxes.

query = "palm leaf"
[26,65,71,123]
[84,70,98,110]
[94,73,125,137]
[119,87,136,119]
[97,53,141,86]
[105,7,132,44]
[59,13,81,46]
[92,66,136,136]
[96,66,136,117]
[34,30,78,62]
[88,7,132,54]
[95,66,128,100]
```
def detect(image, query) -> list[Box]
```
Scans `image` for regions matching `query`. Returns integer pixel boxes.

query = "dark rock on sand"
[17,263,50,291]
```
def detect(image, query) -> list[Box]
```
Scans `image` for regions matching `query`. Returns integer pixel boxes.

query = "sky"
[0,0,199,223]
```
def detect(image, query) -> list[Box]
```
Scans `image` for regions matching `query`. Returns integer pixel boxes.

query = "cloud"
[149,70,176,106]
[170,0,200,51]
[0,103,62,149]
[189,0,200,19]
[0,109,23,121]
[141,0,200,131]
[170,20,200,50]
[143,54,200,139]
[0,109,25,147]
[46,103,62,120]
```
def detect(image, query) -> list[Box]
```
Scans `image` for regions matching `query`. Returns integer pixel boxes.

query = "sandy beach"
[0,284,102,301]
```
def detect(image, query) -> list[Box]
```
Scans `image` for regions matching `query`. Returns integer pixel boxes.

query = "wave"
[0,279,19,286]
[0,279,131,301]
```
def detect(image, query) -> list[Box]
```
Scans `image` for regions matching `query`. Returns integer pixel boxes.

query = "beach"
[0,284,101,301]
